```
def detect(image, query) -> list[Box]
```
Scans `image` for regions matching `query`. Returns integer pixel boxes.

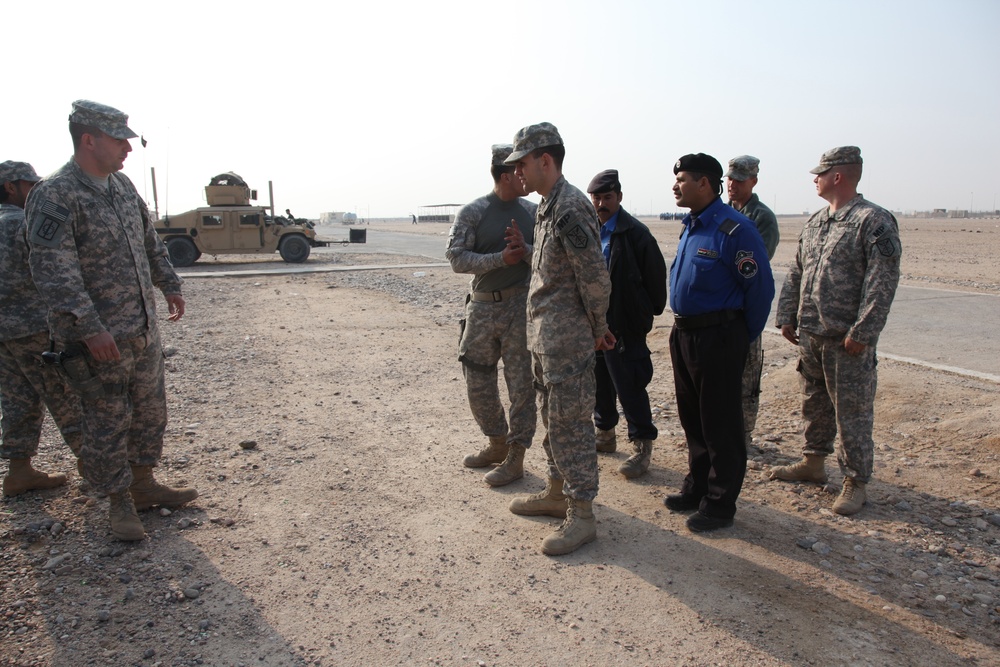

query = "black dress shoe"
[663,493,701,512]
[686,511,734,533]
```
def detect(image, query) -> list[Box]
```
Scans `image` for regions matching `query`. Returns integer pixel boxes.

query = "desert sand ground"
[1,216,998,667]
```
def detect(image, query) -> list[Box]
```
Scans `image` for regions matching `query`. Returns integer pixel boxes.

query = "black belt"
[470,286,528,303]
[672,309,742,330]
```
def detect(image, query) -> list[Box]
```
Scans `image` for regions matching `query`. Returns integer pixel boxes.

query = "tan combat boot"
[3,458,68,497]
[509,477,567,518]
[768,454,828,483]
[462,435,509,468]
[129,465,199,511]
[541,498,597,556]
[484,443,525,487]
[109,490,145,541]
[832,478,867,516]
[619,439,652,479]
[595,428,617,453]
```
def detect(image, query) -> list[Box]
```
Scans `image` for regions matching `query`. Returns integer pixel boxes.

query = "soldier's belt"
[672,309,743,330]
[470,286,528,303]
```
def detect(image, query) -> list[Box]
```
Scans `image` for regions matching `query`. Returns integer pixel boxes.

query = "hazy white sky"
[6,0,999,218]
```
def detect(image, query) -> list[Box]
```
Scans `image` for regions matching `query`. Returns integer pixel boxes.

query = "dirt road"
[1,218,998,666]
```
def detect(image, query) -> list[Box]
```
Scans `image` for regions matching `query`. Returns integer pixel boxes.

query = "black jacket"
[605,208,668,342]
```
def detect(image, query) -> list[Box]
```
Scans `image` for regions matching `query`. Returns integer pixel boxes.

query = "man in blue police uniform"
[664,154,775,532]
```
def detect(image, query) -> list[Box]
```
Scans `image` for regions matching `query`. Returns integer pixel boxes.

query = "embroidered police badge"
[735,250,758,278]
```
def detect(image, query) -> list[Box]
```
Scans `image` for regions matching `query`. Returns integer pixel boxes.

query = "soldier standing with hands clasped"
[26,100,197,541]
[447,143,537,487]
[504,123,612,556]
[1,161,83,496]
[770,146,901,516]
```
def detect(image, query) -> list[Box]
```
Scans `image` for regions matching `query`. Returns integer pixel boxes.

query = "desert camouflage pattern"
[725,155,760,181]
[533,351,599,501]
[797,332,877,481]
[491,144,514,166]
[0,203,83,459]
[0,161,41,184]
[736,193,779,260]
[776,194,900,345]
[0,203,49,340]
[741,333,763,447]
[72,332,168,494]
[776,194,900,484]
[25,159,181,343]
[526,176,611,354]
[0,330,83,459]
[448,192,538,448]
[504,122,563,164]
[809,145,862,174]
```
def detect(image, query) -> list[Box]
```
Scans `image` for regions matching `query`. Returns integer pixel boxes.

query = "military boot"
[484,443,525,487]
[595,427,617,453]
[462,435,509,468]
[2,458,68,497]
[768,454,828,483]
[541,498,596,556]
[109,490,145,541]
[619,439,652,479]
[509,477,567,518]
[129,465,199,511]
[832,478,867,516]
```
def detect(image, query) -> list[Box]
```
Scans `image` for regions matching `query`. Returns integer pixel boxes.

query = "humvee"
[154,173,326,267]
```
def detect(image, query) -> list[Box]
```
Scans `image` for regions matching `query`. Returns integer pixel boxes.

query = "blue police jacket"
[668,197,775,341]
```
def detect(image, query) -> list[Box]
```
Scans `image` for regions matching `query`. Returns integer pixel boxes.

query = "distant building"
[321,211,358,225]
[417,204,462,224]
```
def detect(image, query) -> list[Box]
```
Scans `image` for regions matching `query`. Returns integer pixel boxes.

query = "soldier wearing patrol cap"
[503,123,613,556]
[664,153,774,532]
[25,100,197,541]
[725,155,779,450]
[586,169,667,479]
[1,161,84,497]
[770,146,901,516]
[446,144,537,488]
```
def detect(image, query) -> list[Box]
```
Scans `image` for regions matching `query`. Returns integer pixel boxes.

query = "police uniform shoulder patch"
[718,218,741,236]
[735,249,758,278]
[29,200,71,248]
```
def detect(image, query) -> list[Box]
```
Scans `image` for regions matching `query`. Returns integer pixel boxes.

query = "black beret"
[673,153,723,180]
[587,169,621,194]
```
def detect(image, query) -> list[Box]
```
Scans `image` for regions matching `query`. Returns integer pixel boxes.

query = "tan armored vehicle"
[154,173,326,267]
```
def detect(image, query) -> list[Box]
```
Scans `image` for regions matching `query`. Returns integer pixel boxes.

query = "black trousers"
[593,337,657,441]
[669,319,749,519]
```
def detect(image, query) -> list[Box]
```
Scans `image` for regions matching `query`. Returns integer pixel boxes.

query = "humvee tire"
[167,237,200,268]
[279,235,311,263]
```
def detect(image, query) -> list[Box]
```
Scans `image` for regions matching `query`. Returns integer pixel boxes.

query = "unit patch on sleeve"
[29,200,71,248]
[735,250,758,278]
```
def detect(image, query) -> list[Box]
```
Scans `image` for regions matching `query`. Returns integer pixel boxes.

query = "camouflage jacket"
[446,191,537,293]
[733,193,779,260]
[526,176,611,354]
[776,194,901,345]
[25,159,182,343]
[0,203,49,341]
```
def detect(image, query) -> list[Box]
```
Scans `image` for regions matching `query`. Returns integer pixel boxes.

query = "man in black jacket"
[587,170,668,478]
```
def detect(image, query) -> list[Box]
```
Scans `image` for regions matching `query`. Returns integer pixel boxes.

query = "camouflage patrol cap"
[809,146,862,174]
[725,155,760,181]
[504,123,563,164]
[0,161,41,185]
[491,144,514,166]
[673,153,723,181]
[68,100,138,140]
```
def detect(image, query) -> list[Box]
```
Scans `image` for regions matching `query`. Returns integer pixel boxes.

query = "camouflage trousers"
[0,330,83,459]
[532,350,598,501]
[69,329,168,495]
[458,293,536,448]
[741,334,764,446]
[797,331,877,482]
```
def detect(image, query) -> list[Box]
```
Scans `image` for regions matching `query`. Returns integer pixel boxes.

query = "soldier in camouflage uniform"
[447,143,537,487]
[725,155,779,448]
[503,123,613,556]
[25,101,197,541]
[1,161,83,497]
[770,146,901,516]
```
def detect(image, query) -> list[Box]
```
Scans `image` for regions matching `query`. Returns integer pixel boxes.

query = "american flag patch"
[40,200,70,222]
